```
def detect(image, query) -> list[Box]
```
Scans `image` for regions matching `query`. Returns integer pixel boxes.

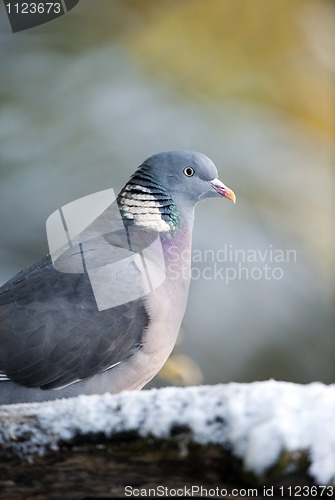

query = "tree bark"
[0,383,332,499]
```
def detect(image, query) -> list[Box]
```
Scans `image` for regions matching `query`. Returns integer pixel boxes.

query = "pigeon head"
[117,150,235,231]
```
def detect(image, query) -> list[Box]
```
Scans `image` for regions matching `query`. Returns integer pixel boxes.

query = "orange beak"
[211,178,236,204]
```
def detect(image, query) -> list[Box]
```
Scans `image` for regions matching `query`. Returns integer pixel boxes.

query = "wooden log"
[0,382,334,499]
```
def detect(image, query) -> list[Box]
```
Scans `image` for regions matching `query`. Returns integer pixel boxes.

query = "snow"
[0,380,334,484]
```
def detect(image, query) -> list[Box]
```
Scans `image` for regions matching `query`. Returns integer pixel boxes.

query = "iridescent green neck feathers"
[117,165,180,232]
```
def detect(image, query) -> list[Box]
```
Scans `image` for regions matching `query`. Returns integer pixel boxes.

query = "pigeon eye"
[183,166,195,177]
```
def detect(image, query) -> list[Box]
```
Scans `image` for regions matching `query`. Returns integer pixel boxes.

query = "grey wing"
[0,252,149,390]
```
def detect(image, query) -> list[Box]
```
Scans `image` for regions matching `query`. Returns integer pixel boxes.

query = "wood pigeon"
[0,151,235,404]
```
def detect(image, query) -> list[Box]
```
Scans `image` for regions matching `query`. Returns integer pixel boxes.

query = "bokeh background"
[0,0,334,386]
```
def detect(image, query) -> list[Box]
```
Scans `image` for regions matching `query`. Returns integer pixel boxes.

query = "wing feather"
[0,246,149,389]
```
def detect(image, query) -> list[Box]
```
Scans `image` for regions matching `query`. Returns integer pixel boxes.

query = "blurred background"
[0,0,333,386]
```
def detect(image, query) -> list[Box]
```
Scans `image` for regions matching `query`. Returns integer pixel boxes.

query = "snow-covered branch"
[0,381,334,497]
